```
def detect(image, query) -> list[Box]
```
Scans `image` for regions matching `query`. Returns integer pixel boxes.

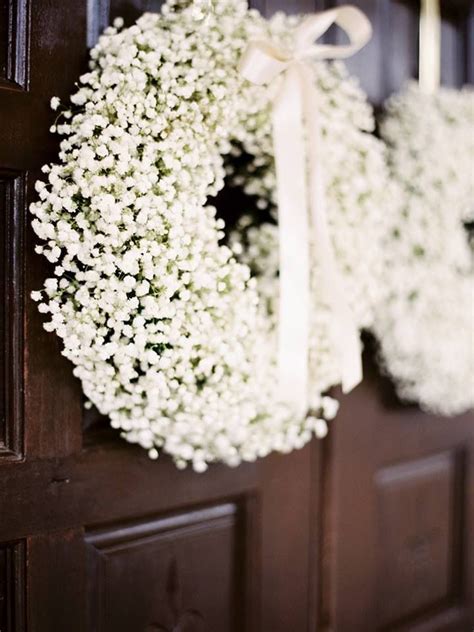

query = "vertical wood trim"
[0,540,26,632]
[307,439,326,631]
[241,494,261,632]
[317,429,335,632]
[27,529,86,632]
[0,0,31,91]
[0,171,25,460]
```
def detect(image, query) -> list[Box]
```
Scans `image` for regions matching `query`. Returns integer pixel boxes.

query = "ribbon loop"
[295,6,372,58]
[239,6,371,416]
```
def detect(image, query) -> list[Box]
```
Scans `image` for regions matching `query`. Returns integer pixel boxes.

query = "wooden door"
[1,1,473,632]
[319,2,474,631]
[0,1,321,631]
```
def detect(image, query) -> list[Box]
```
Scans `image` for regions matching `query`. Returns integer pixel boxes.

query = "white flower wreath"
[31,0,342,471]
[228,20,392,398]
[373,83,474,415]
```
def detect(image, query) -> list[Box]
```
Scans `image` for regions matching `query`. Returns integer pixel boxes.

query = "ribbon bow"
[239,7,372,419]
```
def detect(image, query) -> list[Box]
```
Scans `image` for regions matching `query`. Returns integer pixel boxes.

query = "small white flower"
[50,96,60,111]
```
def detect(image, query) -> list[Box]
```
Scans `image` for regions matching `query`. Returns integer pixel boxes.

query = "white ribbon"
[239,6,372,418]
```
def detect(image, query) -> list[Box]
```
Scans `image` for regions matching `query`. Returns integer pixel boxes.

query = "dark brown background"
[0,1,473,630]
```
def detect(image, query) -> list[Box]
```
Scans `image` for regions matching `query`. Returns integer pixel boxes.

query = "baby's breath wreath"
[228,21,392,398]
[373,84,474,415]
[31,0,343,471]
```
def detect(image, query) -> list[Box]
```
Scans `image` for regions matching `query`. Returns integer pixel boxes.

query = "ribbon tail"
[301,66,363,394]
[273,67,311,419]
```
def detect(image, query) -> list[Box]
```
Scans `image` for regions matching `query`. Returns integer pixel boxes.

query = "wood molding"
[0,170,25,460]
[0,0,30,92]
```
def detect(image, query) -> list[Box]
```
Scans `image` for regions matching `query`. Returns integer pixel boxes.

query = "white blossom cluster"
[30,0,337,471]
[373,83,474,416]
[229,20,392,395]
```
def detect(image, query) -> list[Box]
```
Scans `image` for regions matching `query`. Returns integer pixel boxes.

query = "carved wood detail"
[0,170,25,459]
[375,451,464,629]
[85,503,244,632]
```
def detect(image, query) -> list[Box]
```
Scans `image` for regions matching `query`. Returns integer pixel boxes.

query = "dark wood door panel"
[86,503,243,632]
[0,0,88,463]
[0,441,317,631]
[375,452,462,628]
[323,349,474,631]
